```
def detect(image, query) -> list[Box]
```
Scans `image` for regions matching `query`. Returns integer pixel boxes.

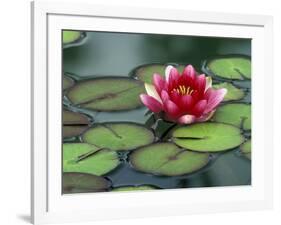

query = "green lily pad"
[63,76,74,90]
[63,143,120,176]
[134,64,185,84]
[206,57,251,80]
[213,103,251,130]
[63,31,81,44]
[213,82,244,101]
[63,110,90,138]
[112,185,157,192]
[130,143,210,176]
[63,172,111,194]
[67,77,145,111]
[82,123,154,151]
[240,139,251,160]
[172,123,244,152]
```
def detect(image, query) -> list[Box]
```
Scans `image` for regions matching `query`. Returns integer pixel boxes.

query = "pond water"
[62,31,251,193]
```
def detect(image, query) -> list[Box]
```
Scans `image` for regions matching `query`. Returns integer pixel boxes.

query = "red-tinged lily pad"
[63,75,74,90]
[133,64,185,84]
[172,123,244,152]
[63,126,89,139]
[130,143,210,176]
[63,172,111,194]
[67,77,145,111]
[63,110,89,125]
[213,103,251,130]
[63,143,120,176]
[82,123,154,151]
[63,110,90,138]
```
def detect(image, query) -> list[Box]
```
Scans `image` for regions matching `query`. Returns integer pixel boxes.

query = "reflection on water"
[64,32,250,76]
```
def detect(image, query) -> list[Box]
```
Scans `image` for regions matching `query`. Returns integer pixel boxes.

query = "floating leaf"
[112,185,157,192]
[240,140,251,160]
[172,123,244,152]
[67,77,145,111]
[63,110,90,138]
[63,172,111,194]
[83,123,154,151]
[205,56,251,80]
[63,126,89,139]
[213,82,244,101]
[130,143,209,176]
[63,31,81,44]
[213,103,251,130]
[133,64,185,84]
[63,110,89,125]
[63,76,74,90]
[63,143,120,176]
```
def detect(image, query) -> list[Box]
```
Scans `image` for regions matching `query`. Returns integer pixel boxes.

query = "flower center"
[173,85,194,95]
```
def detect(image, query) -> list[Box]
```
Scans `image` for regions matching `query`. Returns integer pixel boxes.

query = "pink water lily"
[140,65,227,124]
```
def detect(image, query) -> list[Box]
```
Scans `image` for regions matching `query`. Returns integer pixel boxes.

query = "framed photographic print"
[31,1,274,224]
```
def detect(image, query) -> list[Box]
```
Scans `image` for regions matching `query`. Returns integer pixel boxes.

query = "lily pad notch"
[171,122,245,152]
[63,143,120,176]
[67,77,145,111]
[130,142,210,176]
[213,103,251,130]
[82,122,155,151]
[202,55,251,80]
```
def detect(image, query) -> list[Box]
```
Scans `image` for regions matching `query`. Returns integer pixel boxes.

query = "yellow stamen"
[173,85,194,95]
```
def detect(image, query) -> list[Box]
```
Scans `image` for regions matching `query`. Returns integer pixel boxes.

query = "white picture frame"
[31,1,274,224]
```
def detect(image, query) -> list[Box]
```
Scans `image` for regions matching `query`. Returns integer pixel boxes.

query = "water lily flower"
[140,65,227,124]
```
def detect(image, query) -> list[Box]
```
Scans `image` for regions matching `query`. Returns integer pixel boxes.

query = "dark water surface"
[63,31,251,190]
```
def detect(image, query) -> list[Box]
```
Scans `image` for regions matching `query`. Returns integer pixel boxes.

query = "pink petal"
[177,114,196,124]
[144,83,163,104]
[140,94,162,113]
[163,99,181,119]
[182,65,196,80]
[196,110,215,122]
[192,99,207,116]
[161,90,170,102]
[165,65,174,82]
[191,90,200,103]
[170,91,181,106]
[168,67,180,89]
[204,88,227,113]
[205,77,212,91]
[196,74,206,93]
[153,73,167,94]
[180,94,193,112]
[204,88,214,100]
